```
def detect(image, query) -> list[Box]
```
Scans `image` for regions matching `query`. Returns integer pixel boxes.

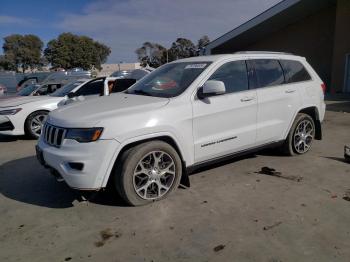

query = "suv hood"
[0,96,58,108]
[48,93,170,128]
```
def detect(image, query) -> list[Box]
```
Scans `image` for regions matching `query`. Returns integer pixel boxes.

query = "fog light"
[68,162,84,171]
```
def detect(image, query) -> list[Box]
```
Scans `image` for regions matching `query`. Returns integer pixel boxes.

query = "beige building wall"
[98,63,141,77]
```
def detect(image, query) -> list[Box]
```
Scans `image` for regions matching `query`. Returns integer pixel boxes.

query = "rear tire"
[114,141,182,206]
[282,113,315,156]
[24,111,48,139]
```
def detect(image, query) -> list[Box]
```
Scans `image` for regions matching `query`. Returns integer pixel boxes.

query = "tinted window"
[209,60,248,93]
[253,59,284,88]
[17,84,39,96]
[50,80,86,97]
[280,60,311,83]
[75,79,104,96]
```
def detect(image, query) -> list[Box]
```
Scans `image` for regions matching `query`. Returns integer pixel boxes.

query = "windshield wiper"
[129,90,153,96]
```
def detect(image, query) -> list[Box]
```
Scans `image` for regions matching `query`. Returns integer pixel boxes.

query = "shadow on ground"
[322,156,349,164]
[0,156,127,208]
[0,134,30,143]
[326,101,350,113]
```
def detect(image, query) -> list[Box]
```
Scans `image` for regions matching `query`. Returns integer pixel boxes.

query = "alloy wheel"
[30,114,47,136]
[293,119,314,154]
[133,151,176,200]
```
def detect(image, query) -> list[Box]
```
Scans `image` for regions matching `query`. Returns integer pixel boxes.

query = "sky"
[0,0,281,63]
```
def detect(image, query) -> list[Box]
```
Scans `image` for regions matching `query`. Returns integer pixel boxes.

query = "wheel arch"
[298,106,322,140]
[102,134,190,189]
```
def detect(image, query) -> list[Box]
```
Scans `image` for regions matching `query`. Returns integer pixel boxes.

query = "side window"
[75,79,104,96]
[280,60,312,83]
[253,59,284,88]
[208,60,248,93]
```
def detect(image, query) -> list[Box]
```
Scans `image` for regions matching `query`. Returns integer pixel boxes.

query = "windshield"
[17,84,39,96]
[126,62,211,98]
[50,80,86,97]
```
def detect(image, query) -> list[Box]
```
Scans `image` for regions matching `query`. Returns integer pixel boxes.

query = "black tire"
[282,113,315,156]
[114,140,182,206]
[24,110,48,139]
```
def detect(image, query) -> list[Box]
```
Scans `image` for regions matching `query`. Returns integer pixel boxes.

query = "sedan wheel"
[25,111,48,139]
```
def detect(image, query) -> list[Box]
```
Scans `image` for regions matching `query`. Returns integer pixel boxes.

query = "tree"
[168,38,196,61]
[44,33,111,70]
[197,35,210,55]
[135,42,167,68]
[1,34,43,72]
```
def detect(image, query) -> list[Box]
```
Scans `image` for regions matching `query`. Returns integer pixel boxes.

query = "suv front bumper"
[36,137,120,190]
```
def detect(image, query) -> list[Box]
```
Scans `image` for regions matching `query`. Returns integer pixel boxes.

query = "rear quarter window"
[252,59,284,88]
[280,60,312,83]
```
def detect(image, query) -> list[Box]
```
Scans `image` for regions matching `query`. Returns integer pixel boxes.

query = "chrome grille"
[42,123,66,147]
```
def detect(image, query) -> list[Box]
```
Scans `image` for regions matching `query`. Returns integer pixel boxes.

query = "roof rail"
[234,51,294,55]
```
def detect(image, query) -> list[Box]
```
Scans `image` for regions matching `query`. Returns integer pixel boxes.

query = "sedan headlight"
[65,127,103,143]
[0,108,22,115]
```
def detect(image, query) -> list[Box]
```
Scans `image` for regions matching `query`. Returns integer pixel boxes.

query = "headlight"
[0,108,22,115]
[65,127,103,143]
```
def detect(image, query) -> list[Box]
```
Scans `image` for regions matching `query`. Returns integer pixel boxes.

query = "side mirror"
[67,92,76,99]
[197,80,226,99]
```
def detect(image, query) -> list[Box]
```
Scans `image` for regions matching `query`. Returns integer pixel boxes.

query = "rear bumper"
[37,137,120,190]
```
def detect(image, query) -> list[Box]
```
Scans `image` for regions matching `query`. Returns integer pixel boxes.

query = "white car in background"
[0,77,118,138]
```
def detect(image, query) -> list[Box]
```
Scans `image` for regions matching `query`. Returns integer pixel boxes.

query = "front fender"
[100,131,192,188]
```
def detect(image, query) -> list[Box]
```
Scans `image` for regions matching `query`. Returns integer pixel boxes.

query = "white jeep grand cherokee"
[36,52,326,206]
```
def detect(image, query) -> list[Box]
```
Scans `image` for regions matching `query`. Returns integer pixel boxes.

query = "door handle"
[285,89,296,93]
[240,97,255,102]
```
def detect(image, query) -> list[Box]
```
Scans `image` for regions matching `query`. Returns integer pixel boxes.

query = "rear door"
[192,60,258,163]
[251,59,301,145]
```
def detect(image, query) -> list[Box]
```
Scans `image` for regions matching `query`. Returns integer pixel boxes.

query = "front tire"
[24,111,48,139]
[114,141,182,206]
[282,113,315,156]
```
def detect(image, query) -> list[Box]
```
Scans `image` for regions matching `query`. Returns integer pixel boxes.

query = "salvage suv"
[36,52,326,206]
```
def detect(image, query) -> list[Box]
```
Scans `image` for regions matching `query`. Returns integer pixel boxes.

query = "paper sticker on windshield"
[185,64,207,69]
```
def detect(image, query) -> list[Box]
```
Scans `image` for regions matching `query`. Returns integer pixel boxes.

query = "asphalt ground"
[0,97,349,262]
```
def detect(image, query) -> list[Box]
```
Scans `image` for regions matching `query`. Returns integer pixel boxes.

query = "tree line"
[135,35,210,68]
[0,33,211,73]
[0,33,111,73]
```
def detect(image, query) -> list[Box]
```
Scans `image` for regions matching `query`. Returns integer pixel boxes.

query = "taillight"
[321,83,326,94]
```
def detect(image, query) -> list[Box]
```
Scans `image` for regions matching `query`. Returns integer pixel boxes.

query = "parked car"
[36,52,326,206]
[16,83,62,96]
[110,70,131,78]
[16,70,91,93]
[0,77,123,138]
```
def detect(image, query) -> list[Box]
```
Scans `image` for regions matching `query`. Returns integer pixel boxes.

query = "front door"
[192,60,258,163]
